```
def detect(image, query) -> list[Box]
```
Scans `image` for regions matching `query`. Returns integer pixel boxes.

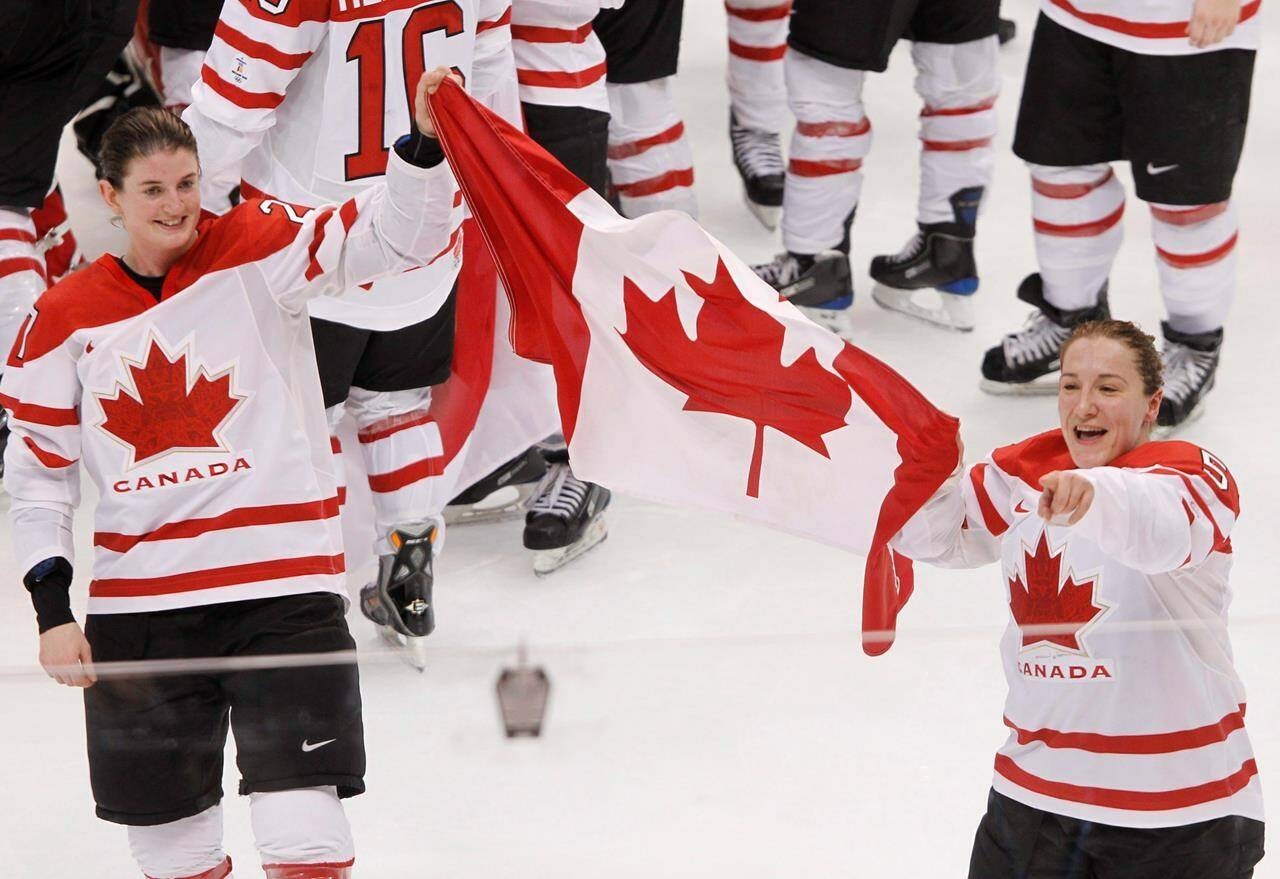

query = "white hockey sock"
[324,403,348,509]
[606,78,697,218]
[251,787,354,879]
[128,805,230,879]
[1028,163,1126,311]
[912,38,999,225]
[1150,200,1237,335]
[781,51,869,254]
[725,0,791,132]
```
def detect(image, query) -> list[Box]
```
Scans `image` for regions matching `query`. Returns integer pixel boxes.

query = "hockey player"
[752,0,1000,333]
[183,0,519,657]
[6,71,458,879]
[595,0,698,219]
[724,0,791,228]
[979,0,1257,432]
[893,320,1264,878]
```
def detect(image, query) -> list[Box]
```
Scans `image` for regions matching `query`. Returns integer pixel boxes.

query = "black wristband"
[394,128,445,169]
[23,557,74,633]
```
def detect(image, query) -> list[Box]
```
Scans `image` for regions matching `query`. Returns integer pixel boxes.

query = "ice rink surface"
[3,1,1278,875]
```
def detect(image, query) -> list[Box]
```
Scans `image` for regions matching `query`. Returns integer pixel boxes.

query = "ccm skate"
[523,450,611,576]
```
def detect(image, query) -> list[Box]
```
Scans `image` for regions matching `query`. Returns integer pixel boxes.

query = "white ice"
[3,1,1279,875]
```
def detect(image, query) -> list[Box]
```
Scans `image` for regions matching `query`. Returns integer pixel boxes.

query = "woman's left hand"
[1188,0,1240,47]
[413,67,462,138]
[1038,471,1095,525]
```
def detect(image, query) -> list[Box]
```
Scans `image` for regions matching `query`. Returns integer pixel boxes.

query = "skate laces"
[889,232,927,265]
[731,119,784,179]
[1003,311,1069,366]
[529,463,589,520]
[753,252,803,287]
[1161,342,1217,403]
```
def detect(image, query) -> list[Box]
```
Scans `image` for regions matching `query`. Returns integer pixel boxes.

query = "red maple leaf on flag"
[618,256,852,498]
[97,337,243,466]
[1008,532,1105,652]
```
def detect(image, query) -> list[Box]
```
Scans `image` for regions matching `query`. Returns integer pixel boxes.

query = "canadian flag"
[427,80,960,655]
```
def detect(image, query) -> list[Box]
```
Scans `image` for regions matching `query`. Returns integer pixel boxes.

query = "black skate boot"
[870,187,983,332]
[754,209,855,335]
[998,17,1017,45]
[730,111,785,230]
[0,402,9,485]
[445,447,548,526]
[1156,322,1222,433]
[523,449,611,576]
[360,522,438,669]
[980,274,1111,395]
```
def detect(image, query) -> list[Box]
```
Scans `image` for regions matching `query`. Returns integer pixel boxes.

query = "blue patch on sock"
[939,277,979,295]
[810,294,853,310]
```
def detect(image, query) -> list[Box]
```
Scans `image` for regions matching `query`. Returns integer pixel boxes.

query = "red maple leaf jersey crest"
[618,257,852,498]
[96,335,245,467]
[1008,533,1106,652]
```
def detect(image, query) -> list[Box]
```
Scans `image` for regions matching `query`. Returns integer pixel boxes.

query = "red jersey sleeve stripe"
[1047,0,1260,39]
[796,119,871,137]
[200,64,286,110]
[728,40,788,61]
[1004,704,1247,754]
[969,463,1009,536]
[0,256,46,281]
[0,393,78,426]
[725,1,793,21]
[357,409,434,444]
[607,122,685,160]
[90,553,345,598]
[0,228,37,244]
[1155,233,1238,269]
[1150,202,1230,226]
[1034,204,1125,238]
[304,206,338,282]
[788,157,863,177]
[995,754,1258,811]
[22,436,77,468]
[1032,169,1114,199]
[516,62,607,89]
[613,168,695,198]
[510,22,593,43]
[921,98,997,117]
[477,7,512,30]
[1150,466,1230,549]
[94,496,341,553]
[330,435,342,454]
[338,198,359,232]
[921,136,994,152]
[214,20,312,69]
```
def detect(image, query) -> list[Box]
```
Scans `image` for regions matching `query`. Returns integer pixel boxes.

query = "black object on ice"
[497,646,550,738]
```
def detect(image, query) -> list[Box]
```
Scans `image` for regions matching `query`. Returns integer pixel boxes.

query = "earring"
[110,215,123,228]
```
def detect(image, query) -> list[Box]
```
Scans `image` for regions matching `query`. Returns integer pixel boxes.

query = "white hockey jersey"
[2,152,457,614]
[893,430,1262,828]
[1041,0,1261,55]
[184,0,516,330]
[510,0,623,113]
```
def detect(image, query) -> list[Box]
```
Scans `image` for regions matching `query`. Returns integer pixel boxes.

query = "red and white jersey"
[1041,0,1261,54]
[510,0,623,114]
[2,153,457,614]
[893,430,1262,828]
[184,0,515,330]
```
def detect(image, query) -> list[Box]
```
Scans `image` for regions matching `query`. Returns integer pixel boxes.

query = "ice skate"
[753,250,854,337]
[359,522,438,670]
[523,452,611,576]
[1154,322,1222,435]
[998,17,1017,45]
[730,111,784,230]
[445,447,547,526]
[980,274,1110,395]
[870,187,982,332]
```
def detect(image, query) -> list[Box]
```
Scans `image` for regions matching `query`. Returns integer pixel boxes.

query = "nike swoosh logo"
[1146,163,1178,176]
[301,738,336,752]
[1015,501,1030,514]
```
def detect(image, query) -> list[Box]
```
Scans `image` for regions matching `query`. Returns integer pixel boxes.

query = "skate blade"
[797,304,854,341]
[377,626,430,672]
[533,516,608,577]
[979,376,1060,396]
[744,195,781,231]
[444,484,537,527]
[871,283,975,333]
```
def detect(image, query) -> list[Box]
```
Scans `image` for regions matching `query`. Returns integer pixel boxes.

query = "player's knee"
[127,804,229,879]
[345,386,432,428]
[912,38,1000,108]
[251,787,354,872]
[785,51,866,121]
[1027,162,1114,187]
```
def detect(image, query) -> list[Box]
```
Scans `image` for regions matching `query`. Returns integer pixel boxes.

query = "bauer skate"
[753,250,854,337]
[730,111,785,230]
[523,452,611,576]
[980,274,1111,395]
[1154,322,1222,435]
[870,187,983,332]
[360,522,438,670]
[445,447,547,526]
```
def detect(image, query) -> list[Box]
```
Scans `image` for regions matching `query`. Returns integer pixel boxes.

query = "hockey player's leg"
[725,0,791,227]
[524,439,611,576]
[0,205,48,481]
[606,79,698,219]
[251,787,355,879]
[1147,200,1236,431]
[128,805,232,879]
[753,49,865,333]
[871,36,999,332]
[980,162,1120,394]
